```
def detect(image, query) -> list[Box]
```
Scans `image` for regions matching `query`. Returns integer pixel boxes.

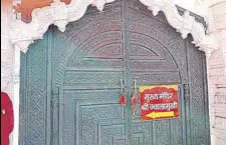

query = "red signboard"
[140,85,179,121]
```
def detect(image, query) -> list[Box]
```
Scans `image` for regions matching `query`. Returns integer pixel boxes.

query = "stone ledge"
[209,72,226,77]
[216,84,226,88]
[209,64,226,69]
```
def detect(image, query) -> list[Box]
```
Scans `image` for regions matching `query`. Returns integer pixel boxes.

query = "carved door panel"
[51,1,130,145]
[126,1,210,145]
[57,20,128,144]
[127,1,185,144]
[19,0,210,145]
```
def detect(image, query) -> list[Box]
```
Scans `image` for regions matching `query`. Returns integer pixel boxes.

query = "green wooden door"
[19,0,210,145]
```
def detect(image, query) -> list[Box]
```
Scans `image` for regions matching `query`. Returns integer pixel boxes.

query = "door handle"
[183,84,190,101]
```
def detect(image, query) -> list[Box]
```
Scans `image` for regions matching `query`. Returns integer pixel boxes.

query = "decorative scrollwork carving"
[6,0,218,54]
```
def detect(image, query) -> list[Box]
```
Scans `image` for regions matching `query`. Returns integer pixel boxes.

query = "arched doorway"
[19,0,210,144]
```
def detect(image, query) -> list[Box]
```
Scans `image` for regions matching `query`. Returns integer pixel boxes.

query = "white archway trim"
[140,0,219,54]
[8,0,115,53]
[8,0,219,54]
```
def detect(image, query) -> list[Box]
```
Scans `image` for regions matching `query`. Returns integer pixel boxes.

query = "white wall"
[1,5,19,145]
[207,0,226,144]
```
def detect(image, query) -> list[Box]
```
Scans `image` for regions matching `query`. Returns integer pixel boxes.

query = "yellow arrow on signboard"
[145,111,174,119]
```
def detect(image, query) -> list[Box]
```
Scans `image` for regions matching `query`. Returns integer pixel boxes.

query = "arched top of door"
[8,0,218,55]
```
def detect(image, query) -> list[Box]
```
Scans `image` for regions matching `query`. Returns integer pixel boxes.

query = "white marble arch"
[8,0,218,53]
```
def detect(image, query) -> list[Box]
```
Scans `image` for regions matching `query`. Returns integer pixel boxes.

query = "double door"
[55,1,187,144]
[19,0,210,145]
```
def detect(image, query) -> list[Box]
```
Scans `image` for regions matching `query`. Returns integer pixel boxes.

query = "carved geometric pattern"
[187,39,210,145]
[60,90,125,145]
[20,35,48,145]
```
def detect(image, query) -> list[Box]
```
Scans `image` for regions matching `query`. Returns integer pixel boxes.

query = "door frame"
[3,0,218,145]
